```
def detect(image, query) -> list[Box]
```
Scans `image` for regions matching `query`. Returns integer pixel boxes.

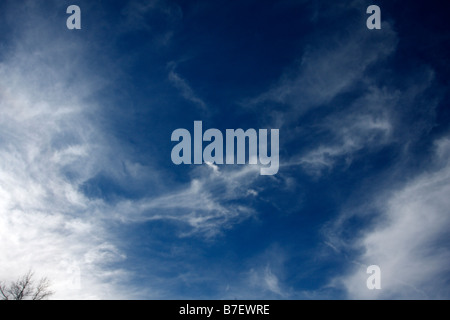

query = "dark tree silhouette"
[0,271,53,300]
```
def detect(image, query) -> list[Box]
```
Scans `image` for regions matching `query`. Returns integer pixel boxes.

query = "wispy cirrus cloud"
[114,164,262,238]
[237,1,450,300]
[287,76,436,175]
[167,62,208,111]
[0,1,266,299]
[243,15,400,178]
[246,22,397,118]
[0,1,144,299]
[0,35,128,299]
[326,136,450,299]
[2,0,448,301]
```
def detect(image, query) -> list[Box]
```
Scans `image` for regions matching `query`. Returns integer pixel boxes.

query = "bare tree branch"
[0,282,10,300]
[15,271,33,300]
[0,271,53,300]
[32,277,53,300]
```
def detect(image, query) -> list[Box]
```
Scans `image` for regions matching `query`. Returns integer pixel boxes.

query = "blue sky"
[0,0,450,299]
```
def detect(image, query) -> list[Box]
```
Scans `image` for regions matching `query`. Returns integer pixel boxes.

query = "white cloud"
[243,13,400,178]
[114,165,262,238]
[0,4,132,299]
[328,136,450,299]
[0,4,266,299]
[168,62,208,111]
[288,86,396,175]
[276,33,436,177]
[263,267,283,296]
[245,266,285,297]
[205,161,220,174]
[247,22,397,118]
[0,46,258,299]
